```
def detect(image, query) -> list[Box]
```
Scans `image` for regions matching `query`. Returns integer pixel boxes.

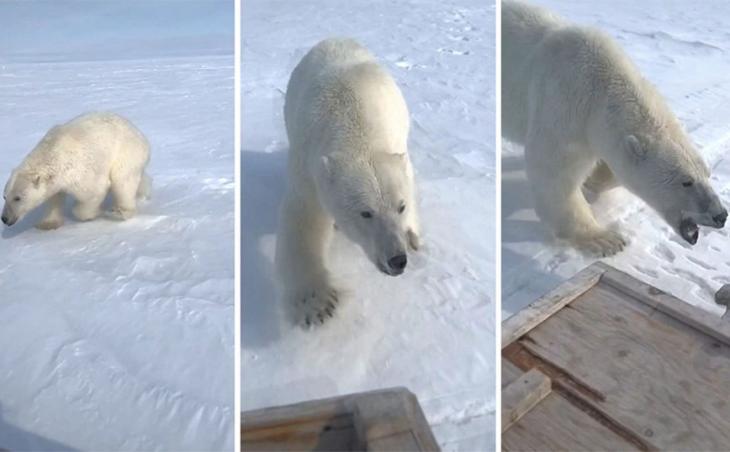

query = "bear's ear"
[30,173,54,187]
[624,135,646,161]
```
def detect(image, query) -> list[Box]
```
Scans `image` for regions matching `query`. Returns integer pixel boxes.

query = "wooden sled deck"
[241,387,441,451]
[501,262,730,451]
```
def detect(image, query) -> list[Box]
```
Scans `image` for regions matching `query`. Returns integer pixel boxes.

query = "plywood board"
[503,390,639,451]
[523,282,730,450]
[503,263,730,451]
[501,368,551,432]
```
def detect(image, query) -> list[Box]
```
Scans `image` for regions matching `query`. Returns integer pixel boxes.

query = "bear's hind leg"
[275,187,339,328]
[526,138,627,257]
[72,190,106,222]
[36,193,66,230]
[109,171,142,220]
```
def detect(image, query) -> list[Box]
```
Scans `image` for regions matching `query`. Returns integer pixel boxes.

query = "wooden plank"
[523,282,730,450]
[501,359,522,388]
[601,266,730,345]
[242,387,440,452]
[352,388,440,451]
[242,413,357,451]
[501,263,605,348]
[501,367,551,432]
[367,431,421,451]
[503,391,639,451]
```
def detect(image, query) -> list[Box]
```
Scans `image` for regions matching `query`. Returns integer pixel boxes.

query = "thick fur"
[276,38,420,327]
[502,1,726,255]
[2,112,151,229]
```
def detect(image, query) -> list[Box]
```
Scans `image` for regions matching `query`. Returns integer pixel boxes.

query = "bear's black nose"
[714,210,728,227]
[1,215,7,225]
[388,254,407,271]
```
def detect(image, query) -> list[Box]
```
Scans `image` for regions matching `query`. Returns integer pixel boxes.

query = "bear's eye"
[360,211,372,219]
[682,180,694,187]
[398,204,406,214]
[13,196,20,202]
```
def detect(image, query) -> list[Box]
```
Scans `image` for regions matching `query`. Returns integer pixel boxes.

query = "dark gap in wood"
[555,385,654,452]
[504,341,606,402]
[503,342,654,452]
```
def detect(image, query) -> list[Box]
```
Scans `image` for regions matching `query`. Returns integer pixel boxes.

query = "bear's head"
[618,134,726,244]
[2,170,54,227]
[316,151,414,276]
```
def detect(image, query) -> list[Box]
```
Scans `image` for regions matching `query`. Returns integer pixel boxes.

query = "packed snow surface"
[503,0,730,319]
[0,2,234,450]
[242,1,496,450]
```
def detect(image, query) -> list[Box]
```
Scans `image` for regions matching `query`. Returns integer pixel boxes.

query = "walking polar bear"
[2,112,150,229]
[502,1,726,256]
[276,38,420,327]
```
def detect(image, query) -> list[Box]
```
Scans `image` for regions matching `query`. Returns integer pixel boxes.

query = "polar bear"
[2,112,150,230]
[502,1,727,256]
[276,38,420,327]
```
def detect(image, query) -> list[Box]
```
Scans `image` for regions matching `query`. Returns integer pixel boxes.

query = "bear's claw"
[295,284,340,328]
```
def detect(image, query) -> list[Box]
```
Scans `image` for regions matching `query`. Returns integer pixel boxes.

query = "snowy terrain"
[242,1,496,450]
[0,2,234,451]
[503,0,730,320]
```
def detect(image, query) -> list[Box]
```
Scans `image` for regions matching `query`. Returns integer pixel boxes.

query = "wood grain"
[242,387,440,452]
[501,367,551,432]
[602,267,730,345]
[503,391,639,452]
[523,282,730,450]
[502,264,605,348]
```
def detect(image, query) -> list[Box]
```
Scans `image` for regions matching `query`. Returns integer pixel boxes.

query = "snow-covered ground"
[503,0,730,320]
[0,2,234,451]
[242,1,496,450]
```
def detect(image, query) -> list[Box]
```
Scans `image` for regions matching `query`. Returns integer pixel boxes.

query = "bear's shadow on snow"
[501,153,564,310]
[0,402,77,451]
[242,149,288,348]
[501,153,550,244]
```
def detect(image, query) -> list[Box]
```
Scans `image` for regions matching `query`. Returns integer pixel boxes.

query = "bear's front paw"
[289,281,340,328]
[36,218,64,230]
[573,229,628,257]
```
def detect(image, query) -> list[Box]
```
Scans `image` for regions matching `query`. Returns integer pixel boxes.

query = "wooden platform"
[502,262,730,451]
[241,387,441,451]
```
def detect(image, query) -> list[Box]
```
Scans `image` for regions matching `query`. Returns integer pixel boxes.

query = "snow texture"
[242,1,496,450]
[0,2,234,450]
[503,0,730,321]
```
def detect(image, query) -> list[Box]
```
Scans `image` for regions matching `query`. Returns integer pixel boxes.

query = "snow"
[0,2,234,451]
[242,0,496,450]
[503,0,730,321]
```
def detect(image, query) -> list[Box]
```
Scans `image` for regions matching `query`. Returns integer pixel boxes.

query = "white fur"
[2,112,151,230]
[502,1,726,255]
[276,38,420,327]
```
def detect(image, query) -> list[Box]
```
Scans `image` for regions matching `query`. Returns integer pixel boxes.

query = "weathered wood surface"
[501,360,522,389]
[503,262,730,451]
[242,387,440,452]
[501,264,605,348]
[501,368,551,432]
[602,267,730,345]
[502,389,640,452]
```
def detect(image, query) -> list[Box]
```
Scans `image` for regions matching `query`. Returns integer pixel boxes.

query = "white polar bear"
[2,112,151,230]
[276,38,420,327]
[502,1,726,256]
